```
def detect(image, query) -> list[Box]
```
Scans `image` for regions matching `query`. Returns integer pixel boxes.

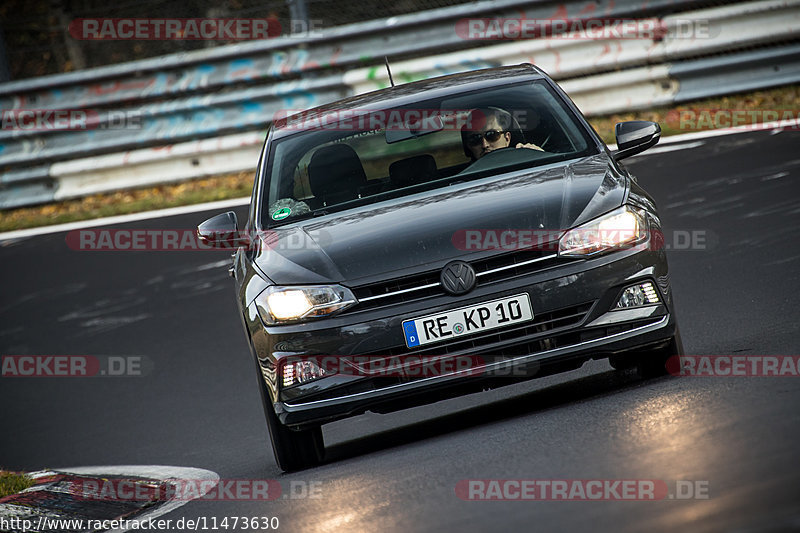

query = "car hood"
[254,153,627,285]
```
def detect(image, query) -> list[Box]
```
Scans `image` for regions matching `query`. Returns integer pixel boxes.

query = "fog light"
[615,282,660,309]
[282,359,330,388]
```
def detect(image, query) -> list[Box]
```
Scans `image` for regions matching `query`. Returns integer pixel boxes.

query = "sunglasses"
[465,129,506,147]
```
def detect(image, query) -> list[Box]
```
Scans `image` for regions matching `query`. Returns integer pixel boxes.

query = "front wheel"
[609,326,684,379]
[264,399,324,472]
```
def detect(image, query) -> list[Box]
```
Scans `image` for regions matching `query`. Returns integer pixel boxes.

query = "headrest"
[307,144,368,204]
[389,154,438,188]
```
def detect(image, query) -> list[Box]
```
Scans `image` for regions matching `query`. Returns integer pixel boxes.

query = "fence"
[1,0,798,208]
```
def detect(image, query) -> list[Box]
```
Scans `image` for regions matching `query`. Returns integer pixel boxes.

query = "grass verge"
[0,172,254,233]
[1,85,797,233]
[0,471,34,498]
[587,84,799,144]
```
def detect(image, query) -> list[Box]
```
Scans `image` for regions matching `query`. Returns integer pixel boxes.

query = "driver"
[460,107,544,160]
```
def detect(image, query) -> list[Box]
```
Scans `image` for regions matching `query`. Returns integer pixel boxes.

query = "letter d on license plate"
[403,294,533,348]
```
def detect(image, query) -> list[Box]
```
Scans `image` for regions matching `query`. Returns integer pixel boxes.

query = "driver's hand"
[515,143,544,152]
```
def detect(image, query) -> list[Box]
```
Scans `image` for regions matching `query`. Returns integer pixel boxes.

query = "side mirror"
[613,121,661,161]
[197,211,247,247]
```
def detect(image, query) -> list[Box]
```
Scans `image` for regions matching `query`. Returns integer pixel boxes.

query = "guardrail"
[0,0,715,167]
[1,0,799,209]
[345,0,800,92]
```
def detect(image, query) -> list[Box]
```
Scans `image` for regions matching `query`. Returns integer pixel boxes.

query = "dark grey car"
[198,64,682,471]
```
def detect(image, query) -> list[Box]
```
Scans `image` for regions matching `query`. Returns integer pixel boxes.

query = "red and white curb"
[0,465,219,533]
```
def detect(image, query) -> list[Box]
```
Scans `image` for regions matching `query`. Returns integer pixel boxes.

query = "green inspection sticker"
[271,207,292,220]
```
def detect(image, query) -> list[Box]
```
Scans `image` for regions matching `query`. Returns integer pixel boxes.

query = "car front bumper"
[248,243,678,428]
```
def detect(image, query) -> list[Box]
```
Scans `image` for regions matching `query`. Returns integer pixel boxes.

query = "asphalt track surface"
[1,128,799,532]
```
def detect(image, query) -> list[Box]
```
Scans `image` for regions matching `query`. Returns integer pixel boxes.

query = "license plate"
[402,294,533,348]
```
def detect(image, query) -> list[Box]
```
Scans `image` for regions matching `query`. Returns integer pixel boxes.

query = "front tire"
[636,327,684,378]
[609,326,684,378]
[264,400,324,472]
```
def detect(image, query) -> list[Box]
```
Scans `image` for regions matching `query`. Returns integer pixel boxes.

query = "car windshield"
[261,80,598,226]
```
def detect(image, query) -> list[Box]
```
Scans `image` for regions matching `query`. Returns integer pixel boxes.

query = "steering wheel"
[459,145,550,175]
[538,132,552,150]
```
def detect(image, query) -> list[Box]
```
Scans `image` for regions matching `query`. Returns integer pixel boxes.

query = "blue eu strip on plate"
[403,321,421,347]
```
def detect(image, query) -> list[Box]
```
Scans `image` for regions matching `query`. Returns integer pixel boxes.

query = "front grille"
[352,271,442,307]
[473,248,564,283]
[349,246,571,312]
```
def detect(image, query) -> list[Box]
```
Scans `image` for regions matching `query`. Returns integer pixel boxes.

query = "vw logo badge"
[440,261,477,296]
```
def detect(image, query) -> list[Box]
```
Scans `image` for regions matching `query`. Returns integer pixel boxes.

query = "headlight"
[255,285,357,324]
[558,205,648,257]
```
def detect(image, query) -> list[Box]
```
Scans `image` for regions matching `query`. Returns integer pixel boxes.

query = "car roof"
[271,63,546,139]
